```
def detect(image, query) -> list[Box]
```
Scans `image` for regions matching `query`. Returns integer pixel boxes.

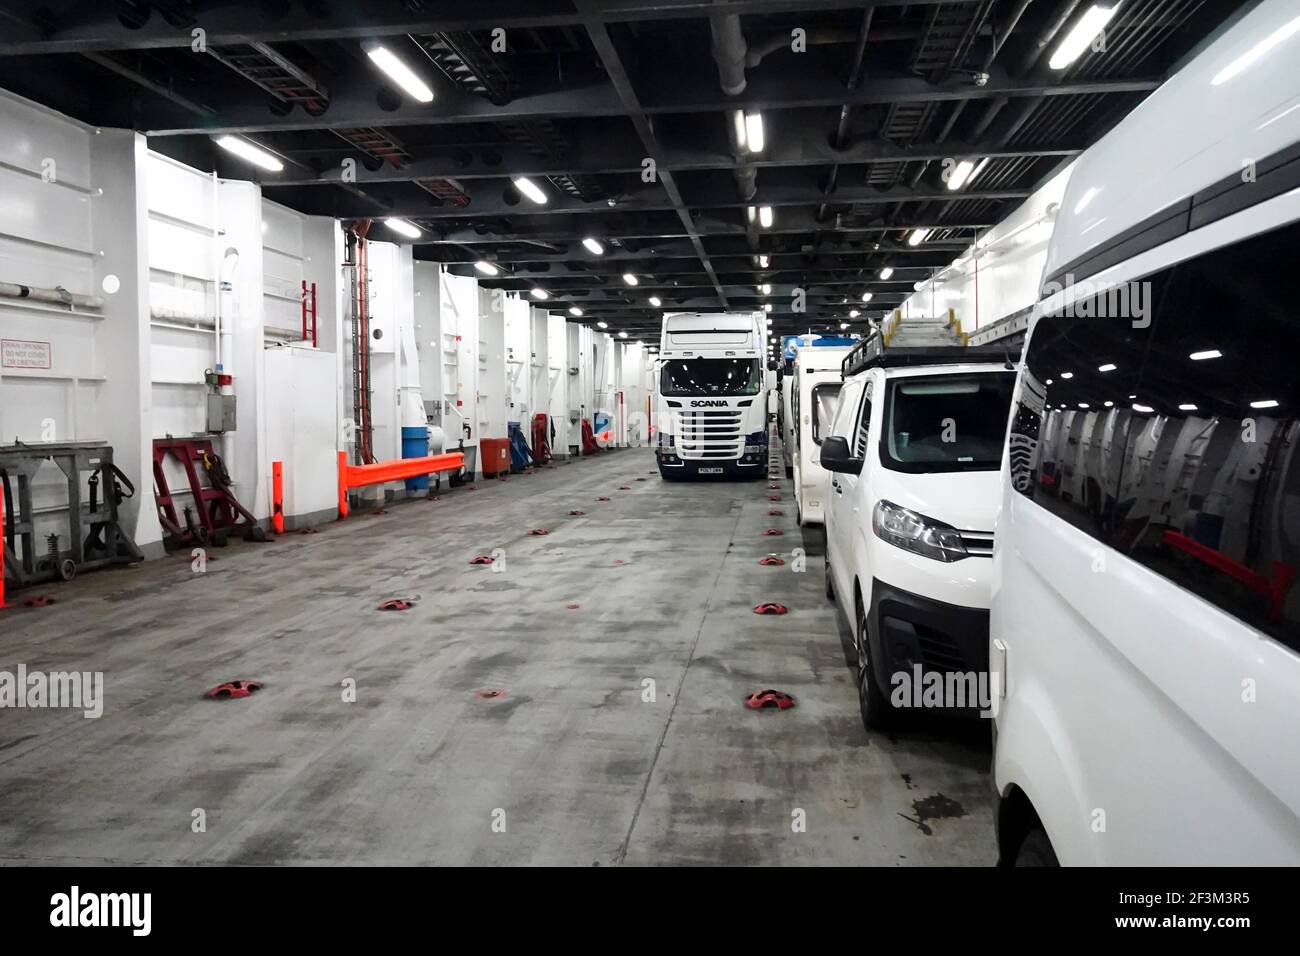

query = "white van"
[991,0,1300,866]
[789,344,852,526]
[820,338,1016,730]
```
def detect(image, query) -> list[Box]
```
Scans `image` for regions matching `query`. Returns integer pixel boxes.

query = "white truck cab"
[820,337,1016,730]
[991,0,1300,866]
[654,312,769,480]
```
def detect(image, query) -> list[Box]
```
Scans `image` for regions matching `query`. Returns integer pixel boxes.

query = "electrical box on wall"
[207,394,237,432]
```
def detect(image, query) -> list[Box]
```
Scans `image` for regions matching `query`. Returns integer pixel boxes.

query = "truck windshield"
[880,371,1015,473]
[660,358,762,396]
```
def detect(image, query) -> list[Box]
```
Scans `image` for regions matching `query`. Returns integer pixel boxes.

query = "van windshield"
[660,358,762,396]
[880,372,1015,473]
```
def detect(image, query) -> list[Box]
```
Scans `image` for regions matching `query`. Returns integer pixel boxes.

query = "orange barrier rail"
[272,460,284,534]
[337,450,465,518]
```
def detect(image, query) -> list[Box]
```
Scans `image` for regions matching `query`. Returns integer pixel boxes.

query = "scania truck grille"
[675,410,744,459]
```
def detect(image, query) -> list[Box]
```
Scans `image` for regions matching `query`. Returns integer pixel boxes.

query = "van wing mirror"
[820,436,862,475]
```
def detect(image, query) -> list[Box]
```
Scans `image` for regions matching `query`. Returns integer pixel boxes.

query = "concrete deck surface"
[0,446,994,865]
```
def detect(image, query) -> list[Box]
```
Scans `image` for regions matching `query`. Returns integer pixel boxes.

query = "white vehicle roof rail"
[966,305,1033,348]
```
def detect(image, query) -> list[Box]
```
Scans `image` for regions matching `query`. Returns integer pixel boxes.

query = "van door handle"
[831,480,842,494]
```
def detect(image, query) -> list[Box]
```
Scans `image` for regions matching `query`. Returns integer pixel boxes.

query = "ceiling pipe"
[968,0,1081,143]
[709,6,748,96]
[709,1,759,217]
[816,7,874,223]
[0,281,103,310]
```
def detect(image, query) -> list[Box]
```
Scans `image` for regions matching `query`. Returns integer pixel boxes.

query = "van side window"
[830,379,863,442]
[854,380,873,457]
[1011,220,1300,648]
[810,383,841,445]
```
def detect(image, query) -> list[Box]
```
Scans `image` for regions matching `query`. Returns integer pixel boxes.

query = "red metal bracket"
[1162,531,1297,621]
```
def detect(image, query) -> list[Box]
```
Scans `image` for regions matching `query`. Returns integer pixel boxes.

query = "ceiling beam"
[0,0,968,56]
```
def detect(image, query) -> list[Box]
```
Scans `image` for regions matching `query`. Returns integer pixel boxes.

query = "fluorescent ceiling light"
[367,45,434,103]
[512,176,548,205]
[760,283,771,295]
[622,273,638,286]
[1178,404,1198,411]
[597,321,608,329]
[1098,363,1117,372]
[1212,13,1300,86]
[1049,5,1120,71]
[649,296,662,307]
[474,261,499,276]
[215,136,283,172]
[1104,401,1114,407]
[569,306,583,316]
[947,159,980,191]
[1060,372,1074,379]
[907,228,930,246]
[840,323,849,330]
[1189,349,1222,361]
[582,237,605,255]
[758,206,773,228]
[1132,403,1154,413]
[744,112,765,153]
[733,109,747,149]
[1078,403,1090,409]
[763,304,772,312]
[849,309,860,318]
[879,267,894,280]
[861,292,873,302]
[1251,399,1280,409]
[758,254,770,268]
[747,206,756,223]
[384,217,421,239]
[530,287,549,300]
[618,331,628,339]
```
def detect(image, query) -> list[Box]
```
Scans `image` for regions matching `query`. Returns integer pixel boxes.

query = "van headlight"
[871,500,968,562]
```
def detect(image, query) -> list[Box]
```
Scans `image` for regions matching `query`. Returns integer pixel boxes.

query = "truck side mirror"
[820,436,862,475]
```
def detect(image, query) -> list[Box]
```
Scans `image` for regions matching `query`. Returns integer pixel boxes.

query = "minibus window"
[1011,219,1300,648]
[811,384,841,445]
[880,373,1014,473]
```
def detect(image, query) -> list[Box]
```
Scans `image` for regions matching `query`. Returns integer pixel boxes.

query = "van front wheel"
[1014,827,1059,867]
[855,598,899,732]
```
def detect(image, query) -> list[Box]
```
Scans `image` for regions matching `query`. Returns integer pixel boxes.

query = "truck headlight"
[871,499,968,562]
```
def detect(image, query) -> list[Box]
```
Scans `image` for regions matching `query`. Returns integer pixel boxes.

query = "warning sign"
[1,339,52,369]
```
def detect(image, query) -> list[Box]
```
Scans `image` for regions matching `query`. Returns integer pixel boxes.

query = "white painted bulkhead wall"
[896,163,1073,330]
[2,89,624,571]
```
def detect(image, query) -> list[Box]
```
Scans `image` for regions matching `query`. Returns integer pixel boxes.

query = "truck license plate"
[698,467,723,474]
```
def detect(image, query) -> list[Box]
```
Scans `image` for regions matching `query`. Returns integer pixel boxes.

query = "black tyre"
[823,552,834,601]
[1014,827,1059,867]
[855,598,900,732]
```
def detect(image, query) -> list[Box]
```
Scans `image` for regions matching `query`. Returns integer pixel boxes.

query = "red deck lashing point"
[745,688,796,710]
[768,510,783,516]
[469,555,495,565]
[24,594,56,608]
[753,602,788,614]
[566,603,581,609]
[206,680,262,700]
[636,477,647,481]
[767,495,780,501]
[763,528,784,536]
[378,598,414,610]
[758,556,785,566]
[528,528,549,536]
[300,527,318,534]
[596,496,610,501]
[476,688,507,700]
[567,510,586,516]
[618,485,631,490]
